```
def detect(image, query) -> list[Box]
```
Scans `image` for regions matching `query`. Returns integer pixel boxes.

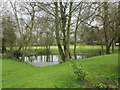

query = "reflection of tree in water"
[43,56,45,62]
[41,55,42,62]
[20,55,85,63]
[46,54,50,62]
[23,55,62,62]
[50,55,54,62]
[34,55,38,62]
[28,56,33,62]
[19,56,24,62]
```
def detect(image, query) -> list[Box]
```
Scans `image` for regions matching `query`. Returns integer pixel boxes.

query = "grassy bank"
[2,53,118,88]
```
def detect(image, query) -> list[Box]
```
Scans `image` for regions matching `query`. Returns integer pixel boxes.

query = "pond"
[19,55,86,67]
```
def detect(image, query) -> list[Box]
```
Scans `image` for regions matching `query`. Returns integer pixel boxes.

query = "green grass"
[0,58,2,89]
[2,53,118,88]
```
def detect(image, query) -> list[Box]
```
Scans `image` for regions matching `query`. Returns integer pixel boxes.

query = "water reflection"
[24,55,61,63]
[19,55,85,67]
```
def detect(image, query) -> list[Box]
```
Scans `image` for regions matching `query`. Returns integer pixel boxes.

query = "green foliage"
[70,59,88,81]
[36,49,52,55]
[96,83,107,88]
[0,59,2,90]
[2,17,16,48]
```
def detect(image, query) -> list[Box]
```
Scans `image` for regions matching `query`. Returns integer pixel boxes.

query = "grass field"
[2,53,118,88]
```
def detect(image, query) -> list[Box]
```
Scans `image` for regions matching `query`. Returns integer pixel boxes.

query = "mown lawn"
[2,53,118,88]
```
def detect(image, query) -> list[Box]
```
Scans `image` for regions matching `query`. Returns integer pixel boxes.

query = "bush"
[96,83,107,88]
[70,59,88,81]
[36,49,51,55]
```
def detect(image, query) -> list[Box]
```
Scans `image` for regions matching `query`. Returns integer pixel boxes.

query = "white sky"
[0,0,120,2]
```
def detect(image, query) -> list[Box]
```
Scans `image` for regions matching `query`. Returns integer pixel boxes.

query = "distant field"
[2,53,118,88]
[22,45,119,50]
[6,44,119,51]
[30,45,119,53]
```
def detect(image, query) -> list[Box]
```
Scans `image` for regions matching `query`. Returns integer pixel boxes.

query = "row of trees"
[1,1,119,61]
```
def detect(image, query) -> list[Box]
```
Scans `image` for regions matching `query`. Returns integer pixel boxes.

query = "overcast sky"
[0,0,120,2]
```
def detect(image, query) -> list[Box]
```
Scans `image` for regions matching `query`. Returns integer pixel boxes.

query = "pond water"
[19,55,85,67]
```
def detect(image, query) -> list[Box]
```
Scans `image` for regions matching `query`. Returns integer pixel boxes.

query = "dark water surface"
[20,55,85,67]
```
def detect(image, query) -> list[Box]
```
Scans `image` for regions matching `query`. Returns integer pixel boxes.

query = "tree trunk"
[74,8,81,59]
[74,29,77,59]
[66,2,73,59]
[103,2,110,54]
[35,45,37,51]
[2,45,6,53]
[112,43,114,53]
[60,2,69,61]
[106,45,111,54]
[54,2,65,62]
[18,45,22,51]
[2,38,6,53]
[101,43,104,55]
[105,34,110,54]
[118,2,120,52]
[10,2,23,52]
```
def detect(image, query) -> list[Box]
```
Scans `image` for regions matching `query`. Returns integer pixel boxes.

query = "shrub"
[36,49,51,55]
[96,83,107,88]
[70,59,88,81]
